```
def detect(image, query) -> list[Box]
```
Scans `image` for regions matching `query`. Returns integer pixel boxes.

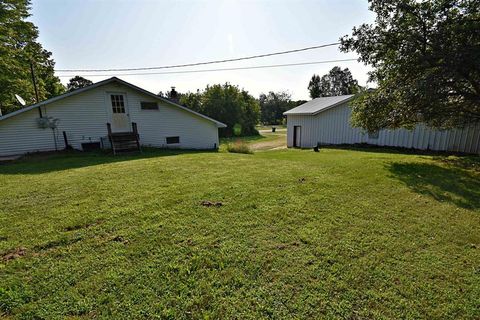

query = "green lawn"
[0,144,479,319]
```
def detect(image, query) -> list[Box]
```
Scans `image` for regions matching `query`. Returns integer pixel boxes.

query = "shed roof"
[0,77,227,128]
[283,95,354,116]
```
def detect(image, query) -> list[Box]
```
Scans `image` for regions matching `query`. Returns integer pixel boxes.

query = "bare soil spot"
[111,236,129,244]
[2,247,26,261]
[201,200,223,207]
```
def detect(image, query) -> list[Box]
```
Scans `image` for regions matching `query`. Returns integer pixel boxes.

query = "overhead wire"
[56,58,358,78]
[55,42,342,72]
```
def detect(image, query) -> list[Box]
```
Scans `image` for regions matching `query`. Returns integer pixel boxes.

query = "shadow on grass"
[0,148,215,175]
[388,160,480,209]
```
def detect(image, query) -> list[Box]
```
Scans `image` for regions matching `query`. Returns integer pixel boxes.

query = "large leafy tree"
[66,76,93,91]
[341,0,480,131]
[180,83,260,136]
[308,67,359,99]
[0,0,64,114]
[259,91,292,125]
[180,90,202,111]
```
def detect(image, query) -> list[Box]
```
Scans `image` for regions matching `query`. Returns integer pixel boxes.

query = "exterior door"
[293,126,301,147]
[109,93,130,132]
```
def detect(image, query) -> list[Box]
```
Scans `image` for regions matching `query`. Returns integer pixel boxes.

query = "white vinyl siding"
[0,108,58,155]
[43,88,110,150]
[0,81,221,156]
[286,102,480,154]
[100,83,219,149]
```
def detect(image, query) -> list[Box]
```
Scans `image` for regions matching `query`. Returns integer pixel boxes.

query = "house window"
[110,94,125,113]
[141,102,158,110]
[368,131,379,139]
[166,136,180,144]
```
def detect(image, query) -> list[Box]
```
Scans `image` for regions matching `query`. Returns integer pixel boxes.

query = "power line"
[56,58,357,78]
[55,42,341,72]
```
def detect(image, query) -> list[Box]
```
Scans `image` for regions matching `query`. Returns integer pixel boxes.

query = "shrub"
[227,141,253,154]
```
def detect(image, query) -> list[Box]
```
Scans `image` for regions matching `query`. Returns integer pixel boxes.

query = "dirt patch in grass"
[250,135,286,151]
[200,200,223,207]
[111,236,129,244]
[2,247,27,262]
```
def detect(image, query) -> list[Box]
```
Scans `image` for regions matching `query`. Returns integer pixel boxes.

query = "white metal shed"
[284,95,480,154]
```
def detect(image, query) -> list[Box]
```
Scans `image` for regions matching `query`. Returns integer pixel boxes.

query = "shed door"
[109,94,130,132]
[293,126,301,147]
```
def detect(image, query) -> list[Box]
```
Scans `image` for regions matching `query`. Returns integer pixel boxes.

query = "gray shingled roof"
[284,94,354,116]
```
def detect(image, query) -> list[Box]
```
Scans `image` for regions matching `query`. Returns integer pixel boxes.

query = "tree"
[180,90,202,112]
[0,0,64,114]
[308,74,321,99]
[180,83,260,136]
[340,0,480,132]
[308,67,359,99]
[67,76,93,91]
[320,67,359,96]
[259,91,292,124]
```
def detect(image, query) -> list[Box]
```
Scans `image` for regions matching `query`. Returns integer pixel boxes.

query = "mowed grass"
[0,145,479,319]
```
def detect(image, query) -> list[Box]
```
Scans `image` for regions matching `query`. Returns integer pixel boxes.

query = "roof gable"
[284,95,354,116]
[0,77,227,128]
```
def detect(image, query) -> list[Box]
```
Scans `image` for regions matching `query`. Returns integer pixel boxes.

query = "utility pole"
[30,61,42,117]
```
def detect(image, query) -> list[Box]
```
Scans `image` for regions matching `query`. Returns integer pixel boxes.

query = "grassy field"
[1,134,479,319]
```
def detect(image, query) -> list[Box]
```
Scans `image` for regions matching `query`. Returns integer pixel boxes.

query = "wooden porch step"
[107,123,141,155]
[110,134,138,142]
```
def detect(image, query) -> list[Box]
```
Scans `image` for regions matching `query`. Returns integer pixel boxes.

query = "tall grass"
[227,140,253,154]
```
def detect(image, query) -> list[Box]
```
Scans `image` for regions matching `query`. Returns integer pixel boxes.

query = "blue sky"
[30,0,375,100]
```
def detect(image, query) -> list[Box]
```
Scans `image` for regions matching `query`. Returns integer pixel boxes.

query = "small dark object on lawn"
[299,177,306,183]
[2,247,26,261]
[313,143,321,152]
[272,127,276,132]
[201,200,223,207]
[112,236,129,244]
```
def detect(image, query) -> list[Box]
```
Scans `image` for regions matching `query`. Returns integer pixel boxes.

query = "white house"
[0,77,226,156]
[284,95,480,154]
